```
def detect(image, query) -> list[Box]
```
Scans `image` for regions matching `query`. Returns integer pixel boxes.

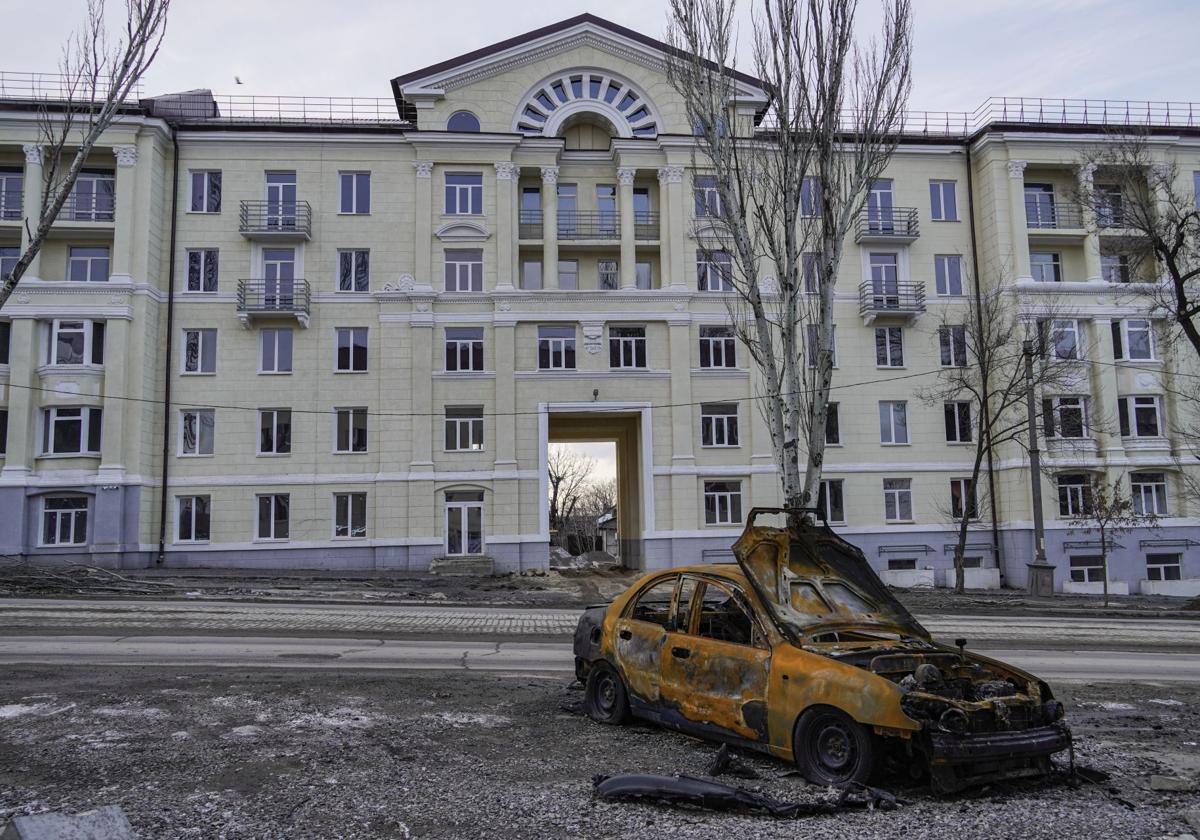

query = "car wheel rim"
[814,721,855,773]
[597,674,616,715]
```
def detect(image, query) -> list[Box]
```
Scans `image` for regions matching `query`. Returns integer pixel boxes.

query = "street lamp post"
[1023,339,1052,595]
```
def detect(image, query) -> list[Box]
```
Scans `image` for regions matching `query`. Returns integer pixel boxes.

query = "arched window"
[514,71,658,138]
[447,111,481,132]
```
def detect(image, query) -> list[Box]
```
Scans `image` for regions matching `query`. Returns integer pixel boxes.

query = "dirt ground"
[2,667,1198,839]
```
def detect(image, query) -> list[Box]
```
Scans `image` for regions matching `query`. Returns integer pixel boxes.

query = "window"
[875,327,904,367]
[805,324,838,368]
[695,581,759,646]
[186,249,219,292]
[256,494,289,540]
[1057,474,1093,517]
[887,558,917,571]
[868,253,899,305]
[609,326,647,369]
[264,172,297,228]
[189,171,221,213]
[334,492,367,538]
[694,175,723,217]
[446,327,485,372]
[1,247,18,280]
[598,259,619,291]
[883,478,913,522]
[635,261,652,290]
[1031,252,1062,283]
[445,490,484,555]
[879,401,908,444]
[258,409,292,455]
[1112,319,1154,360]
[1042,396,1090,439]
[537,326,575,370]
[1118,395,1162,438]
[699,326,736,368]
[701,403,739,447]
[42,407,101,455]
[1069,556,1103,583]
[1043,319,1081,360]
[596,185,618,236]
[934,254,963,296]
[1102,253,1130,283]
[444,249,482,292]
[67,247,110,282]
[630,576,677,627]
[939,325,967,367]
[1095,184,1124,228]
[339,172,370,214]
[335,327,368,372]
[801,177,821,216]
[1131,472,1168,516]
[950,478,978,520]
[338,250,370,292]
[335,407,368,454]
[41,497,88,545]
[1146,553,1182,582]
[1024,183,1057,228]
[929,180,957,221]
[177,495,211,542]
[521,260,542,290]
[557,184,578,235]
[0,168,22,220]
[445,406,484,452]
[180,409,215,456]
[71,171,114,221]
[182,329,216,374]
[802,253,820,293]
[944,401,972,443]
[825,403,840,445]
[557,260,578,290]
[0,320,8,366]
[260,328,293,374]
[447,111,481,132]
[48,319,104,366]
[703,480,743,525]
[445,172,482,215]
[818,479,845,523]
[697,250,732,291]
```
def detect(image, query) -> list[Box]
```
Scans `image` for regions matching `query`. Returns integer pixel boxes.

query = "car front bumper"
[925,722,1071,792]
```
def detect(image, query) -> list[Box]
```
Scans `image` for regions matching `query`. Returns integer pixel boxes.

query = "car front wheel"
[793,706,877,786]
[585,662,631,725]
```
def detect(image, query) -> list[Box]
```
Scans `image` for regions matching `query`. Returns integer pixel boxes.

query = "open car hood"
[731,508,930,643]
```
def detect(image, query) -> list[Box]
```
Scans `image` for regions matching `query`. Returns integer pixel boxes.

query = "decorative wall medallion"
[1136,372,1156,388]
[415,301,430,313]
[497,299,512,312]
[582,321,604,354]
[399,273,416,291]
[109,294,126,304]
[759,275,779,294]
[672,301,687,312]
[15,292,30,304]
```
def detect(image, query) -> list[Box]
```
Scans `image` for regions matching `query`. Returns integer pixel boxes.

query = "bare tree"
[0,0,171,310]
[666,0,912,515]
[547,448,597,549]
[560,478,619,556]
[1067,475,1158,607]
[917,286,1079,593]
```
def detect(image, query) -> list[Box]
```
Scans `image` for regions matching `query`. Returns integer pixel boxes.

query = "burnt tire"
[585,662,631,725]
[793,706,877,786]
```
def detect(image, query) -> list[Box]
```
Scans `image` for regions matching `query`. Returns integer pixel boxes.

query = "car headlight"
[938,708,969,735]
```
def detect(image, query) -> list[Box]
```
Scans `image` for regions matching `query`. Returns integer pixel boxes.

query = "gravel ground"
[2,667,1198,839]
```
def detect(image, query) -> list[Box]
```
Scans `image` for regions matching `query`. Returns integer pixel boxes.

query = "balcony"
[558,212,620,241]
[1026,201,1083,231]
[855,206,919,243]
[518,209,542,240]
[634,211,659,241]
[0,190,22,222]
[238,200,312,240]
[236,279,310,328]
[858,280,925,323]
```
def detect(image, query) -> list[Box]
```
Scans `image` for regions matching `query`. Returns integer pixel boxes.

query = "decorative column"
[20,144,43,280]
[413,161,434,287]
[0,318,36,479]
[540,167,558,289]
[658,166,686,289]
[1077,162,1102,282]
[110,145,138,281]
[493,162,518,290]
[1006,160,1032,281]
[409,310,434,468]
[668,316,694,532]
[98,317,129,479]
[1089,318,1123,460]
[617,167,637,289]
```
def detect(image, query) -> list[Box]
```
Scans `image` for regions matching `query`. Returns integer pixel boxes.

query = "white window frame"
[41,406,101,455]
[818,478,845,524]
[333,492,368,539]
[444,249,483,293]
[1146,552,1182,582]
[444,406,484,452]
[521,260,543,290]
[1131,472,1168,516]
[537,326,576,371]
[259,328,293,374]
[950,477,977,520]
[40,496,88,546]
[700,403,739,448]
[258,408,292,455]
[825,402,841,446]
[1114,318,1155,361]
[883,478,913,522]
[934,254,963,296]
[929,180,958,221]
[335,326,369,373]
[338,171,371,215]
[337,249,370,293]
[944,401,972,443]
[693,174,723,218]
[47,319,102,367]
[608,325,647,369]
[800,177,820,217]
[697,250,732,292]
[805,323,838,369]
[699,326,737,369]
[179,408,215,456]
[1044,396,1091,439]
[703,480,743,526]
[1057,474,1093,517]
[185,248,219,292]
[181,328,217,374]
[334,407,368,454]
[1068,555,1104,583]
[255,493,290,541]
[1046,319,1082,360]
[446,328,485,372]
[67,246,110,282]
[939,325,967,367]
[189,170,221,213]
[176,494,211,543]
[1101,253,1130,283]
[1031,252,1062,283]
[879,401,909,445]
[445,493,485,555]
[1119,395,1163,438]
[598,259,619,291]
[445,172,483,215]
[875,326,904,368]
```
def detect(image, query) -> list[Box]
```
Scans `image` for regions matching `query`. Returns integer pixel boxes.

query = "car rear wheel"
[585,662,631,725]
[793,706,877,786]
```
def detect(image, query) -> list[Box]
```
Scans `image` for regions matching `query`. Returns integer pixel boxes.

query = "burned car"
[574,508,1070,793]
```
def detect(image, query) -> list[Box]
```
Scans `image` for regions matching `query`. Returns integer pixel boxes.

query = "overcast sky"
[5,0,1200,109]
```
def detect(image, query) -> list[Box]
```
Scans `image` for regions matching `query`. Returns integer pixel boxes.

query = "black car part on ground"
[706,744,761,780]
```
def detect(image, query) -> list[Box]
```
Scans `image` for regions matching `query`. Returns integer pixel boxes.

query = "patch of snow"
[422,712,512,728]
[1149,698,1184,707]
[95,704,168,718]
[1097,702,1136,711]
[0,703,74,719]
[288,708,379,730]
[171,731,191,741]
[228,725,263,738]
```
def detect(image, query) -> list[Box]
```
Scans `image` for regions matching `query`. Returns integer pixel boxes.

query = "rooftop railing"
[0,71,142,103]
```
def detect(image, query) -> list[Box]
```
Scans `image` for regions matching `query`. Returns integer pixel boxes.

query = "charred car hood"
[731,508,929,643]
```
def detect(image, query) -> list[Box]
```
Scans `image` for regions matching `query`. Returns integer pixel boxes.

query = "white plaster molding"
[434,220,491,241]
[1007,160,1027,179]
[494,161,520,180]
[112,145,138,167]
[22,143,42,165]
[540,166,559,184]
[581,320,605,354]
[658,165,684,185]
[616,167,636,186]
[413,160,434,178]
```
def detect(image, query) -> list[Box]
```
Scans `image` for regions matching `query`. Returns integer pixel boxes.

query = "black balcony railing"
[855,206,919,241]
[1025,201,1083,230]
[558,211,620,240]
[518,209,542,239]
[1097,207,1131,229]
[239,200,312,237]
[634,211,660,240]
[859,280,926,317]
[237,279,311,317]
[59,192,115,223]
[0,189,22,221]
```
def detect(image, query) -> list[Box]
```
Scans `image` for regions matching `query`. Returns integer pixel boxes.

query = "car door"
[659,577,772,742]
[612,574,678,709]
